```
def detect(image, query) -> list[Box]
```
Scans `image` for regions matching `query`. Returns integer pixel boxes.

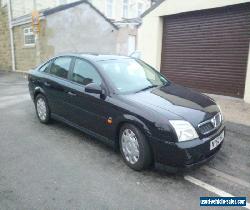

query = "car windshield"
[98,58,168,94]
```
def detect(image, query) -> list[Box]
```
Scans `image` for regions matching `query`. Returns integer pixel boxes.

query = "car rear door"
[41,56,75,120]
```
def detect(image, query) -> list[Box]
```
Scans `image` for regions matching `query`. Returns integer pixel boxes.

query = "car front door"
[66,58,114,139]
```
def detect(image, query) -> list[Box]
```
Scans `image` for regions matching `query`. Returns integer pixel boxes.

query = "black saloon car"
[28,54,225,172]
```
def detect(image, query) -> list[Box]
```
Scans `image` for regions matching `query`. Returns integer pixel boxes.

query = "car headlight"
[217,105,223,121]
[169,120,199,142]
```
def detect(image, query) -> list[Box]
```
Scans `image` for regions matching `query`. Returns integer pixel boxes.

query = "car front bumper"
[151,125,225,172]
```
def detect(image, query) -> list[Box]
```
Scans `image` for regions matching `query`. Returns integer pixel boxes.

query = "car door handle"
[67,91,77,96]
[44,82,51,87]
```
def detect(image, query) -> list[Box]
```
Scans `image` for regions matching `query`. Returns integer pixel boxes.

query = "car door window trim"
[69,57,110,96]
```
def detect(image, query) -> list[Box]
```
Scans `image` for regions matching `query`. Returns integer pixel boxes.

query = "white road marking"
[0,94,30,109]
[184,175,250,209]
[202,166,250,189]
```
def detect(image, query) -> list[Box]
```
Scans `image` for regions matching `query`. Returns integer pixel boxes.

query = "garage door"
[161,3,250,98]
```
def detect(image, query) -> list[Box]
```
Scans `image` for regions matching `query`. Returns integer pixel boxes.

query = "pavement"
[0,71,250,210]
[208,94,250,127]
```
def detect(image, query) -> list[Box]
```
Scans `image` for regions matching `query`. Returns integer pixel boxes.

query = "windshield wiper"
[137,85,158,92]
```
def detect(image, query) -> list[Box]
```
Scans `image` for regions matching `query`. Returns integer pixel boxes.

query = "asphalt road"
[0,71,250,210]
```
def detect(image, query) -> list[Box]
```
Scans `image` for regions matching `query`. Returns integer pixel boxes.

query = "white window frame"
[105,0,113,18]
[23,27,35,47]
[1,0,7,7]
[123,0,129,18]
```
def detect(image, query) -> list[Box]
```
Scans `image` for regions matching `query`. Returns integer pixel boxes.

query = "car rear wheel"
[35,94,51,124]
[119,124,152,171]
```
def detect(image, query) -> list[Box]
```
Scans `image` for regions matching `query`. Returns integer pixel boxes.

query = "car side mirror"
[85,83,103,94]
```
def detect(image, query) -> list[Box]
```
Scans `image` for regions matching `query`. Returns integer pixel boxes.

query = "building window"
[137,2,143,16]
[1,0,7,7]
[106,0,113,18]
[24,27,35,47]
[123,0,128,18]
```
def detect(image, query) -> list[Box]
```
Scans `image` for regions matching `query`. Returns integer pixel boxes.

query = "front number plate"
[210,131,224,150]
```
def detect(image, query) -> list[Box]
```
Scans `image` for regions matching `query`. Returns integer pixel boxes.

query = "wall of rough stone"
[13,22,38,71]
[0,3,12,71]
[45,3,118,56]
[12,2,137,71]
[13,19,55,71]
[116,25,137,56]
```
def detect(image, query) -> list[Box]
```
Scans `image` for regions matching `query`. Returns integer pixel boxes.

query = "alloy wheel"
[36,98,47,121]
[121,128,140,164]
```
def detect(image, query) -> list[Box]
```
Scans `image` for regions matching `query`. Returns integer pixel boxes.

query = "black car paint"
[28,54,225,171]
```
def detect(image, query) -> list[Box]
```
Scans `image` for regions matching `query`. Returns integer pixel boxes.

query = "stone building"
[0,0,11,70]
[4,0,139,71]
[10,0,151,20]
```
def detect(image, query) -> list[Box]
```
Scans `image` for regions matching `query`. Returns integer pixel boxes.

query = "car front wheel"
[35,94,51,124]
[119,124,152,171]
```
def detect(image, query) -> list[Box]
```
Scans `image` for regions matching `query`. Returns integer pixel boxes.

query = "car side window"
[72,59,102,85]
[39,61,51,73]
[50,57,72,79]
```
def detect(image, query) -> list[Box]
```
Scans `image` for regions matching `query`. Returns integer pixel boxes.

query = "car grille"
[198,112,222,135]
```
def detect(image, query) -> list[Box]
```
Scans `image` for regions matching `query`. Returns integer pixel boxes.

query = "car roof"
[57,53,131,62]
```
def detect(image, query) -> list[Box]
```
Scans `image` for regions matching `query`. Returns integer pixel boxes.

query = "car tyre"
[119,124,152,171]
[35,94,51,124]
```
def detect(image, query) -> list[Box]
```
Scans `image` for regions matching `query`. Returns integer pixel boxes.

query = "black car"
[28,54,225,172]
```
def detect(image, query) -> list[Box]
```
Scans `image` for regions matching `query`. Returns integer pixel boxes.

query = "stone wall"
[12,2,135,71]
[0,4,12,71]
[39,20,54,63]
[116,25,137,56]
[12,2,120,71]
[13,23,38,71]
[13,20,54,71]
[45,3,118,55]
